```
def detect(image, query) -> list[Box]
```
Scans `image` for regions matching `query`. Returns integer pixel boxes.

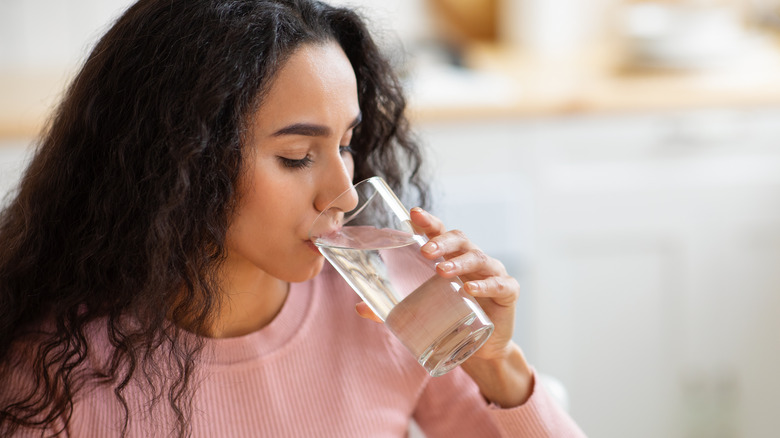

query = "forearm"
[460,342,534,408]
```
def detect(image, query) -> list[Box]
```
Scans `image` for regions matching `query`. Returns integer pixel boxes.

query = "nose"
[314,156,358,215]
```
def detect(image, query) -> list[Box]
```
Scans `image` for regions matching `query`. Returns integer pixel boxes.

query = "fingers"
[414,208,507,277]
[412,208,472,258]
[464,276,520,307]
[355,301,383,323]
[421,228,473,259]
[411,207,519,308]
[410,207,446,238]
[433,246,507,277]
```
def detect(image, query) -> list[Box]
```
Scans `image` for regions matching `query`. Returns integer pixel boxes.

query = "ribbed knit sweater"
[11,265,585,437]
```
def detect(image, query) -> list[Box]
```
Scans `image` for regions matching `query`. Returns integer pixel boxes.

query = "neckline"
[199,279,315,366]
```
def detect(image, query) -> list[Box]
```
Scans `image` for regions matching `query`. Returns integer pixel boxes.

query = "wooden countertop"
[4,42,780,139]
[407,42,780,122]
[0,69,73,140]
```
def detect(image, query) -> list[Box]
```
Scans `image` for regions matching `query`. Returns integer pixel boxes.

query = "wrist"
[460,343,534,408]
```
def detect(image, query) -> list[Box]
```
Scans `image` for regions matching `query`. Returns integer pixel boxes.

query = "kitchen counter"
[0,69,72,140]
[407,41,780,122]
[4,41,780,140]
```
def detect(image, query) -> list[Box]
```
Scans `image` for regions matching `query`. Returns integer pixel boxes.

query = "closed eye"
[339,145,354,156]
[278,155,313,169]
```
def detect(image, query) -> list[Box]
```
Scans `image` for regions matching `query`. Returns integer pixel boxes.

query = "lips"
[310,211,344,242]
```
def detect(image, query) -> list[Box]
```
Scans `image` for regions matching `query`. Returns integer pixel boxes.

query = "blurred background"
[3,0,780,436]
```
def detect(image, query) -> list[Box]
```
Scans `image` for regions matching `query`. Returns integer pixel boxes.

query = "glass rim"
[309,176,409,241]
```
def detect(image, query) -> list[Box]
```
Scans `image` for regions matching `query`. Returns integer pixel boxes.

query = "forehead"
[252,41,359,132]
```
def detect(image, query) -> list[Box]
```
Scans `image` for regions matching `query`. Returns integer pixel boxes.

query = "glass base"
[418,313,494,377]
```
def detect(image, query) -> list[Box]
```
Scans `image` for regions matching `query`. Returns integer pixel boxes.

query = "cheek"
[229,172,287,247]
[239,164,291,221]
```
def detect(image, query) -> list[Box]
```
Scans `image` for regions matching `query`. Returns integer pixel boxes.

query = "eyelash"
[279,155,313,169]
[278,146,354,170]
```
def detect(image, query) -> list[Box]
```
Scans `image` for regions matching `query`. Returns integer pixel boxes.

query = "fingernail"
[466,282,481,294]
[422,242,438,254]
[438,261,454,272]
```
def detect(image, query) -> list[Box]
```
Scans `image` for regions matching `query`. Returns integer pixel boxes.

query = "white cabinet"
[418,107,780,438]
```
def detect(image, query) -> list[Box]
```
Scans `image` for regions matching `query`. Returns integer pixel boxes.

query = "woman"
[0,0,585,436]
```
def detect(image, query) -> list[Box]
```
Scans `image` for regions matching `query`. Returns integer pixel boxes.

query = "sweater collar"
[199,278,315,366]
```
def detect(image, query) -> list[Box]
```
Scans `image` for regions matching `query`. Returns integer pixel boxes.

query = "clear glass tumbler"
[310,176,494,377]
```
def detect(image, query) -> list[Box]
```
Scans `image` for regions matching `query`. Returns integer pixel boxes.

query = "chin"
[284,256,326,283]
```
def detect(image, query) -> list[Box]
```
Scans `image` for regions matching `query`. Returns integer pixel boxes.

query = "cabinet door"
[532,108,780,438]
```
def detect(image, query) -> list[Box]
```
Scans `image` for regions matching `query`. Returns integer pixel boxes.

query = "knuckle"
[495,278,507,294]
[450,229,467,240]
[473,249,490,265]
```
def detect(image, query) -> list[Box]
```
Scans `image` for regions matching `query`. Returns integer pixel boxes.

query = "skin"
[214,40,533,407]
[215,41,359,338]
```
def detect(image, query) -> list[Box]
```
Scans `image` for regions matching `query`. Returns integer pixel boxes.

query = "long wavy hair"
[0,0,427,436]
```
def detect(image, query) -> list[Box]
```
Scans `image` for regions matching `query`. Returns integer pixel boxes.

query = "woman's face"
[225,41,361,283]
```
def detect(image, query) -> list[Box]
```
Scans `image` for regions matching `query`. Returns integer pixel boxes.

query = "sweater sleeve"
[413,367,587,438]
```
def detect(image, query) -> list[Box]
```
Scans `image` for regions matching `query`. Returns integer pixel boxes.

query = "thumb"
[355,301,383,323]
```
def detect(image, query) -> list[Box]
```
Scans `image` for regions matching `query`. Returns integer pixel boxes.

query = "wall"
[0,0,428,71]
[0,0,131,70]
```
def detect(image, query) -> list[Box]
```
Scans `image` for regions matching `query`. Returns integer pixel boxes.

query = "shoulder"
[2,315,121,390]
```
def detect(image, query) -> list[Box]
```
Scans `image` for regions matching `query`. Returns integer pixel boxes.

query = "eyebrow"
[271,112,362,138]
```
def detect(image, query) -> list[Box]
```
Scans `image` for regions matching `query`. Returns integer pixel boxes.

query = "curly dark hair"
[0,0,428,436]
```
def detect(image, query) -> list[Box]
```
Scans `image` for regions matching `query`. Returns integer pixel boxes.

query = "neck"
[207,259,290,338]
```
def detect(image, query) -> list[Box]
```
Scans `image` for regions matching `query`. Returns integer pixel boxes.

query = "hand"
[411,207,520,362]
[355,207,519,361]
[354,207,533,406]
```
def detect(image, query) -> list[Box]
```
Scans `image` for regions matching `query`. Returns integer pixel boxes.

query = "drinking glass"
[309,176,494,377]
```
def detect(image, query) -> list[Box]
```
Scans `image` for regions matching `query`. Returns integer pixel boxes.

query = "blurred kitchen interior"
[3,1,780,437]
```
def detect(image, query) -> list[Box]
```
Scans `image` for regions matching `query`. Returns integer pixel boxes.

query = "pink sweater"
[13,266,585,437]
